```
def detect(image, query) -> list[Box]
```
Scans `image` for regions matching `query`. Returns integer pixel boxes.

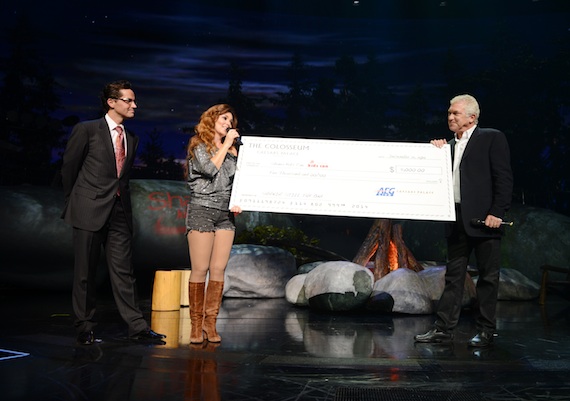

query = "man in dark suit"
[61,80,165,345]
[415,94,513,348]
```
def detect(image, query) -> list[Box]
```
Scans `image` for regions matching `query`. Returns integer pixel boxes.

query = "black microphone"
[225,127,243,146]
[470,218,514,227]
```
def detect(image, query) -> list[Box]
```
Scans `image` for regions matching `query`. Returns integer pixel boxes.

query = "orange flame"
[388,241,399,271]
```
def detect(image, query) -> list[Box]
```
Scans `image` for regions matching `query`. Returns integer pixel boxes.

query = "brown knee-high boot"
[203,280,224,343]
[189,282,206,344]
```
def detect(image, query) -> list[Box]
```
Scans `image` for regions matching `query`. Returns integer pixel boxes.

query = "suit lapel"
[461,127,480,161]
[449,138,456,163]
[121,129,137,178]
[98,118,117,169]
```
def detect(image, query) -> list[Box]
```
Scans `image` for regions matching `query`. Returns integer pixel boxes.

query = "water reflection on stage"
[1,289,569,400]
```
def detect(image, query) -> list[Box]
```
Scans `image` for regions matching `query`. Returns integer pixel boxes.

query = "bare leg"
[208,229,235,281]
[187,229,234,342]
[188,231,215,283]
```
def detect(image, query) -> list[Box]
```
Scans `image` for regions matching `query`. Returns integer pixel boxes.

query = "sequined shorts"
[185,203,235,233]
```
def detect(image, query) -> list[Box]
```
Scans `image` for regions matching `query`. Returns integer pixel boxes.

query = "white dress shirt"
[453,125,476,203]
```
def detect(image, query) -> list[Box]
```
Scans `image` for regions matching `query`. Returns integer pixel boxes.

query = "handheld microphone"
[225,127,243,146]
[470,218,514,227]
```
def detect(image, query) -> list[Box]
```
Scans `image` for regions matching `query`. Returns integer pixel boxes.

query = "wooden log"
[373,219,392,280]
[152,270,182,311]
[352,218,382,266]
[406,252,423,273]
[391,224,423,273]
[391,224,407,270]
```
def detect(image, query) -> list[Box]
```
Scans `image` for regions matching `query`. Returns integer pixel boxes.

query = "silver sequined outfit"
[185,143,237,232]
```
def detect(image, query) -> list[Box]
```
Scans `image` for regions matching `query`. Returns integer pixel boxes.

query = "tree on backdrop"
[0,16,66,186]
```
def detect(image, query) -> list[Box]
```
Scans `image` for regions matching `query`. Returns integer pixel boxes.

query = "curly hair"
[187,104,237,159]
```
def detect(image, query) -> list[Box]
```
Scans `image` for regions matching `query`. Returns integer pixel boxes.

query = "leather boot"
[189,282,206,344]
[203,280,224,343]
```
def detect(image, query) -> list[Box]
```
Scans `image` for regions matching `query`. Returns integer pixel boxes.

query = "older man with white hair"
[415,94,513,348]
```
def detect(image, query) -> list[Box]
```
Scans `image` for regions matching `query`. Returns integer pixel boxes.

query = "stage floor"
[1,287,569,401]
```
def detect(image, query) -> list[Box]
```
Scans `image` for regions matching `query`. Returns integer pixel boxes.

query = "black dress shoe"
[77,331,95,345]
[414,328,454,344]
[467,331,494,348]
[130,329,166,344]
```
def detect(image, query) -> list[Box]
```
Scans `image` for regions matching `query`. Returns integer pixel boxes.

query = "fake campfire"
[353,219,424,281]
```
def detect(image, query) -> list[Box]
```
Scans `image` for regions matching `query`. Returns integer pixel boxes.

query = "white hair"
[450,94,480,121]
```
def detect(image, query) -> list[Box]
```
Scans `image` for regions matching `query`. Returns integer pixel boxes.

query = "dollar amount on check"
[229,136,455,221]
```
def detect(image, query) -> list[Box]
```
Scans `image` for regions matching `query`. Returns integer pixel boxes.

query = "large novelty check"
[229,136,455,221]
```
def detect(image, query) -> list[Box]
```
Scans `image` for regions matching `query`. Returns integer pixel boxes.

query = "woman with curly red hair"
[185,104,242,344]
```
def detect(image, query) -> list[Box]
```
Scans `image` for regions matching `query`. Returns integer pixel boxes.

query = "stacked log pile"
[353,219,423,281]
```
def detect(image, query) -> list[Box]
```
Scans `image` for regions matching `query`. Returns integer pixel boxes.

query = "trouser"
[435,208,502,333]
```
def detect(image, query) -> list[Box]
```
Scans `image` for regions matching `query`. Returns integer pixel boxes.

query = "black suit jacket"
[449,127,513,238]
[61,118,139,232]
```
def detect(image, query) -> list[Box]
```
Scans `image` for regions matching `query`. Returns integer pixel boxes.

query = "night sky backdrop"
[1,0,569,212]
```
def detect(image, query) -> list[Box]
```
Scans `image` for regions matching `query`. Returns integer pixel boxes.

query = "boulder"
[304,261,374,312]
[224,244,297,298]
[500,205,570,284]
[373,268,433,314]
[298,261,324,274]
[418,265,477,308]
[365,291,395,312]
[495,268,540,301]
[285,273,309,306]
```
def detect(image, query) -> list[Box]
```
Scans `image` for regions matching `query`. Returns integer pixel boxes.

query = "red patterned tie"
[115,126,125,177]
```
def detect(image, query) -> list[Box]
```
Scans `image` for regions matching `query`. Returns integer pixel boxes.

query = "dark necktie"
[115,126,125,177]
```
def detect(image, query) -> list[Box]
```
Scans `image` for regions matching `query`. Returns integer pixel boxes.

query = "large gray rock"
[285,273,309,306]
[304,261,374,312]
[298,261,325,274]
[418,265,477,307]
[492,268,539,301]
[373,268,433,314]
[224,244,297,298]
[365,291,395,312]
[500,205,570,284]
[417,266,446,301]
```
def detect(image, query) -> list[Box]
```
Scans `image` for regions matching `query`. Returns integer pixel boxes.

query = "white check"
[229,136,455,221]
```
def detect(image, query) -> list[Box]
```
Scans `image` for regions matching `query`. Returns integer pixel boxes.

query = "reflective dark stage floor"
[1,287,569,401]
